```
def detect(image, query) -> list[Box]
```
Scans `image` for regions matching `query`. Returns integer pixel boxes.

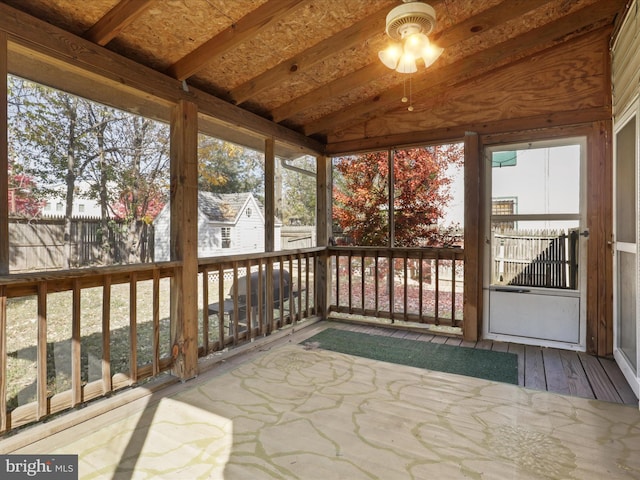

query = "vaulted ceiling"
[0,0,630,154]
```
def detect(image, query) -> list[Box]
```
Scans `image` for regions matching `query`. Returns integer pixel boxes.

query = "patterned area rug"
[15,343,640,479]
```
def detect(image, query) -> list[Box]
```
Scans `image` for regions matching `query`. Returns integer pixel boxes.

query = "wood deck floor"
[323,320,638,406]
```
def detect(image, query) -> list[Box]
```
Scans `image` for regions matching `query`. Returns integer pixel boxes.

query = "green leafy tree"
[10,79,106,267]
[107,116,170,263]
[9,76,170,266]
[281,156,316,225]
[333,145,463,247]
[198,135,264,201]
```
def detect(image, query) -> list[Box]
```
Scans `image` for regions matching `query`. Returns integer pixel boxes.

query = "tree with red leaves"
[8,166,43,217]
[333,145,463,247]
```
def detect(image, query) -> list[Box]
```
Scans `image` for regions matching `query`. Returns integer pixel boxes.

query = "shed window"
[221,227,231,248]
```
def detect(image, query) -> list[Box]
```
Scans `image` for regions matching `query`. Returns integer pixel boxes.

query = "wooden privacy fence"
[328,246,464,327]
[492,229,579,289]
[8,217,154,271]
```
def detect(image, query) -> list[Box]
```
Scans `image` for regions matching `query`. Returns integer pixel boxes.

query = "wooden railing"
[328,246,464,327]
[198,248,322,355]
[0,262,179,433]
[0,248,323,435]
[1,246,456,435]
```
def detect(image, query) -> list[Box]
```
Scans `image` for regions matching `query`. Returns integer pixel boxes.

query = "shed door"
[484,138,586,350]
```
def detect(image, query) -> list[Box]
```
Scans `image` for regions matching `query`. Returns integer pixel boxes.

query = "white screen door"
[613,110,639,397]
[484,138,587,350]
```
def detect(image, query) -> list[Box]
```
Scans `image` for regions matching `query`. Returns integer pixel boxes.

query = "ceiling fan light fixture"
[378,1,443,110]
[379,1,442,72]
[396,52,418,74]
[378,42,403,70]
[385,2,437,41]
[403,32,429,57]
[421,44,443,68]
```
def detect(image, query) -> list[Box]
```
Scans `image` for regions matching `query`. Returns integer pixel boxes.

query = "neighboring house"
[41,197,102,218]
[153,192,281,261]
[40,183,104,218]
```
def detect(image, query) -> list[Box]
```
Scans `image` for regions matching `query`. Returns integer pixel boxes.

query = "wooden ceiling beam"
[305,0,625,136]
[434,0,555,47]
[271,63,383,123]
[166,0,306,81]
[0,3,324,155]
[271,0,547,124]
[230,5,391,105]
[84,0,155,46]
[325,106,611,156]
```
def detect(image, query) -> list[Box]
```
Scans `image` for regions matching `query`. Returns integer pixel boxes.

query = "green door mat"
[303,328,518,385]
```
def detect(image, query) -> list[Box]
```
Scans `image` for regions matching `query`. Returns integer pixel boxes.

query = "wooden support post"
[170,100,199,380]
[265,137,275,252]
[463,132,481,342]
[316,155,332,319]
[587,120,613,356]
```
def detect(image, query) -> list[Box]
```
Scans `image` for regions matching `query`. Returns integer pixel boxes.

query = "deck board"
[507,343,526,386]
[543,348,571,395]
[559,350,595,399]
[598,357,638,405]
[323,321,638,406]
[578,353,622,403]
[524,345,547,390]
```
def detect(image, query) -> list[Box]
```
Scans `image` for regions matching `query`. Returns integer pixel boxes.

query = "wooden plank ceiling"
[0,0,629,153]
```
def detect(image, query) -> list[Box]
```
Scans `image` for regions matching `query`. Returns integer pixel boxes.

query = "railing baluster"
[266,260,274,335]
[388,250,394,322]
[418,253,424,322]
[374,254,379,314]
[152,269,160,375]
[102,275,112,395]
[71,279,81,407]
[360,252,365,312]
[129,272,138,384]
[334,252,340,308]
[434,252,440,325]
[202,268,209,355]
[258,262,264,336]
[37,282,47,419]
[348,253,353,313]
[231,264,239,345]
[403,252,408,322]
[217,265,225,347]
[0,285,6,433]
[298,254,309,320]
[245,260,253,338]
[451,255,457,326]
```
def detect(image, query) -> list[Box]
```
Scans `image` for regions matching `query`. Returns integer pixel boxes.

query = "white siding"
[612,0,640,117]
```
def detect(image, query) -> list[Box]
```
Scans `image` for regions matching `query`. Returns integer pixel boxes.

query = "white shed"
[153,192,281,261]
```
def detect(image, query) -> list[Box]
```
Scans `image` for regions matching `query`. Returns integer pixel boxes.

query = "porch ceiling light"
[378,1,443,74]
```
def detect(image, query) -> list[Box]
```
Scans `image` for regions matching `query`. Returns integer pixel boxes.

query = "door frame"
[612,100,640,398]
[482,137,588,351]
